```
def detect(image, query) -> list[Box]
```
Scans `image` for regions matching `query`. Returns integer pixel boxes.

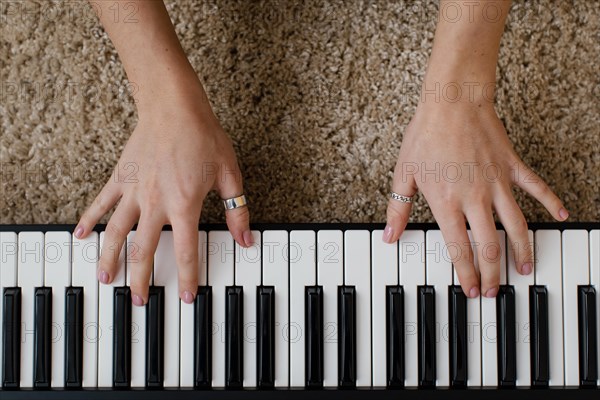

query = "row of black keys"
[2,284,598,388]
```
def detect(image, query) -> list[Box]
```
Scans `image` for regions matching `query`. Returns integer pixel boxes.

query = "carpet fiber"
[1,0,599,225]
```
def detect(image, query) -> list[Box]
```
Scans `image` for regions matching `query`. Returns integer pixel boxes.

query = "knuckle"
[482,242,501,263]
[177,248,197,267]
[106,221,126,239]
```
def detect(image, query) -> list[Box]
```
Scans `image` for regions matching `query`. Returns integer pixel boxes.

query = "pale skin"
[76,0,568,305]
[75,0,252,307]
[384,0,568,298]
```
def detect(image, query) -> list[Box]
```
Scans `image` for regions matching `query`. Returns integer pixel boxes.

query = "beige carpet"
[1,0,599,225]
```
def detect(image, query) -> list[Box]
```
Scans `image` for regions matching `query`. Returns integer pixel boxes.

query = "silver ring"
[391,192,413,203]
[223,194,248,210]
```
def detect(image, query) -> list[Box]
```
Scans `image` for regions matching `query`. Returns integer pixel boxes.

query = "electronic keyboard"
[1,223,598,399]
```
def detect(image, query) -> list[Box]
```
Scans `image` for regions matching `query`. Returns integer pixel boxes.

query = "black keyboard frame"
[1,221,599,232]
[1,222,598,397]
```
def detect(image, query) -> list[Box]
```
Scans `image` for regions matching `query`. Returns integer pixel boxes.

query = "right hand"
[74,79,251,306]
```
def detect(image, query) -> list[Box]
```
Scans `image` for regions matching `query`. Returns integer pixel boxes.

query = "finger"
[465,207,501,298]
[494,191,534,276]
[436,213,480,298]
[512,161,569,221]
[215,160,251,248]
[98,200,139,285]
[75,178,121,239]
[384,160,418,243]
[128,212,164,306]
[171,217,200,304]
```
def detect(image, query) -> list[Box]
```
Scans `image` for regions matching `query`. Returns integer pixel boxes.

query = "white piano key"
[535,229,564,386]
[425,230,452,387]
[317,230,343,387]
[371,230,399,387]
[18,231,44,388]
[97,232,126,387]
[562,230,590,386]
[71,231,99,387]
[208,231,235,387]
[262,230,289,387]
[457,231,481,387]
[180,231,207,387]
[154,231,180,387]
[44,231,72,387]
[481,231,507,387]
[399,230,425,387]
[344,230,371,387]
[127,231,146,387]
[589,229,599,387]
[507,230,534,386]
[289,230,316,387]
[235,231,261,387]
[0,231,18,385]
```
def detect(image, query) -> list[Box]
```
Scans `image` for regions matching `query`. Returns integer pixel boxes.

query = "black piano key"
[225,286,243,388]
[113,287,131,387]
[497,285,517,387]
[578,285,598,387]
[257,286,275,388]
[194,286,212,388]
[146,286,165,387]
[530,285,549,387]
[33,287,52,388]
[386,286,404,388]
[449,286,468,388]
[418,285,435,387]
[305,286,324,388]
[64,287,83,388]
[338,286,356,388]
[2,287,21,388]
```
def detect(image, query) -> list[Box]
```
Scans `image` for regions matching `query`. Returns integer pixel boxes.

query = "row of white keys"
[481,231,507,386]
[97,232,126,387]
[72,231,99,387]
[591,229,600,387]
[400,230,425,387]
[180,231,207,387]
[235,231,261,387]
[507,230,534,386]
[44,231,71,387]
[128,231,146,387]
[425,230,451,387]
[18,232,45,387]
[262,230,289,387]
[534,229,564,386]
[289,230,316,387]
[208,231,234,387]
[0,232,18,385]
[317,230,343,387]
[562,230,590,386]
[371,230,398,387]
[344,230,371,386]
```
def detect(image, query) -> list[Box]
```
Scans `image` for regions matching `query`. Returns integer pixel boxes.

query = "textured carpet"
[1,0,599,226]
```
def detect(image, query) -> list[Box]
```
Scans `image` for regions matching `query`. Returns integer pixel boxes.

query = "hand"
[74,79,251,306]
[384,100,568,298]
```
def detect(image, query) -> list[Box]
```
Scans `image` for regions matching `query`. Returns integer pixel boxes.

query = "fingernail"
[243,230,254,246]
[559,208,569,220]
[74,225,84,239]
[383,225,394,243]
[485,287,498,298]
[132,294,144,307]
[98,270,109,284]
[469,287,480,298]
[522,262,532,275]
[182,291,194,304]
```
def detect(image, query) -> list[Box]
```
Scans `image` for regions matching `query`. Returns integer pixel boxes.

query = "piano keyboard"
[1,223,598,398]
